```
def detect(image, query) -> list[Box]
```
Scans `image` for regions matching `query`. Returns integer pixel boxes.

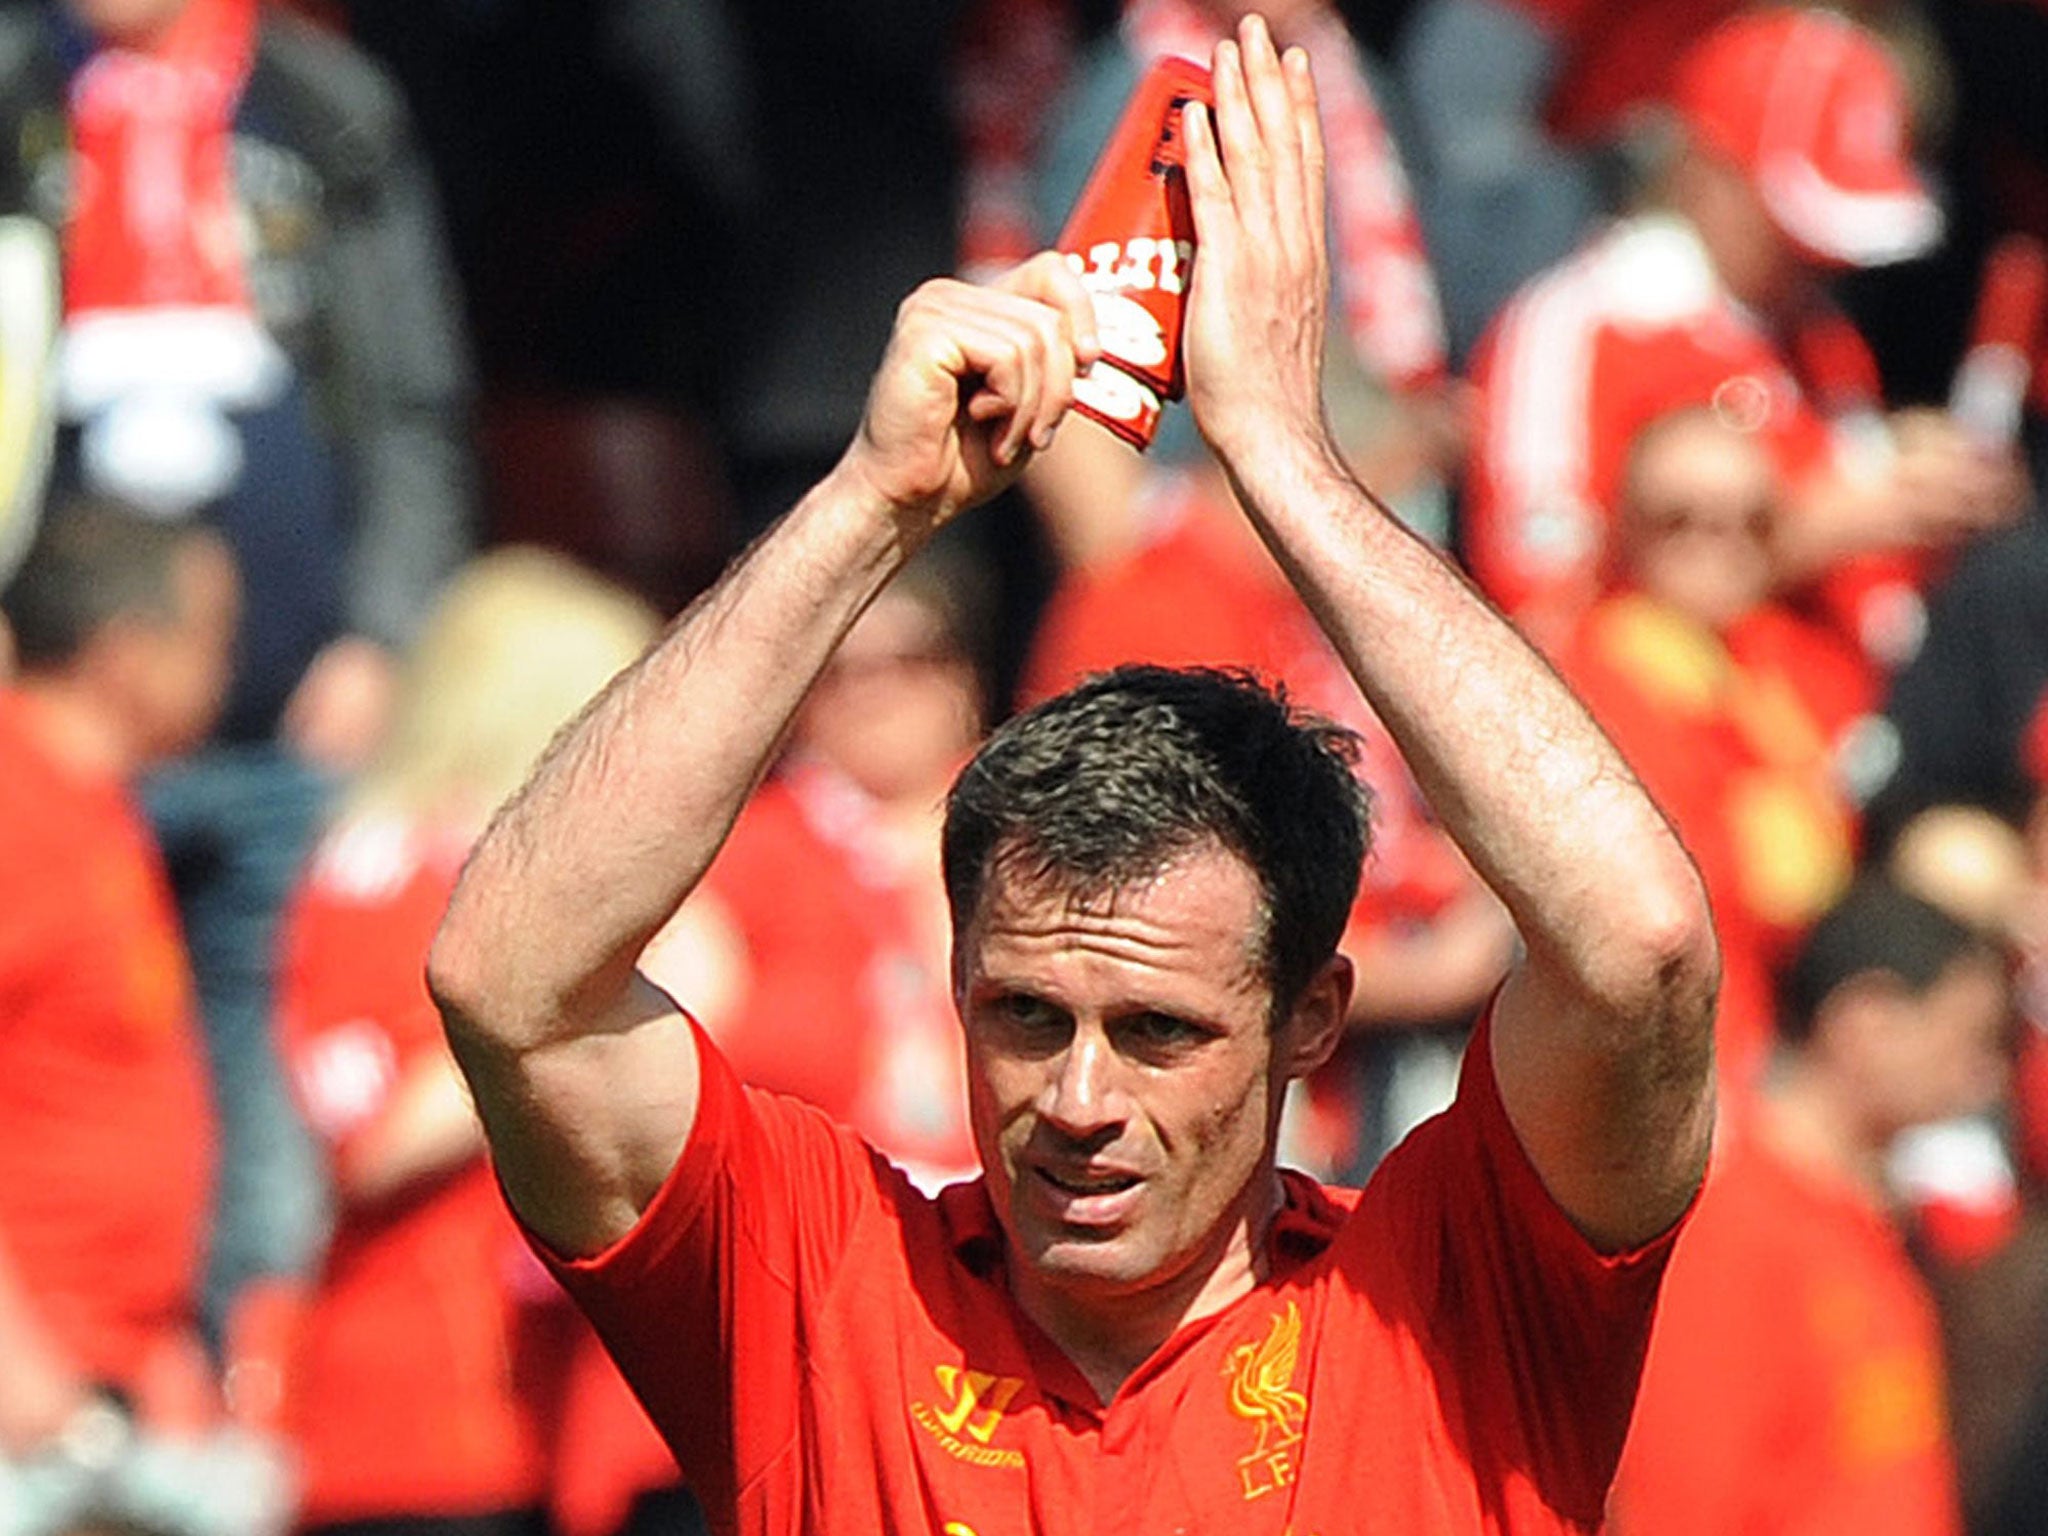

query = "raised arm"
[429,261,1097,1257]
[1183,19,1717,1249]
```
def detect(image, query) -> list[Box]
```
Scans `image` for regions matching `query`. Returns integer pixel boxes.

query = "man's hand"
[841,254,1100,542]
[1179,17,1332,470]
[435,255,1098,1257]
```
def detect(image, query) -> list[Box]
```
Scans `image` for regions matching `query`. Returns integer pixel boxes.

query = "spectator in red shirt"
[0,499,289,1535]
[1559,406,1864,1101]
[1466,6,2026,661]
[428,23,1718,1534]
[1613,877,2008,1536]
[270,549,682,1536]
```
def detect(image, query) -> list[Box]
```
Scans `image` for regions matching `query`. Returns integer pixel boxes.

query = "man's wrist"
[813,450,946,567]
[1215,422,1352,518]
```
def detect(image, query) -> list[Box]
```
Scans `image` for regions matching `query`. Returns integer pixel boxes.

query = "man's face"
[957,843,1334,1321]
[796,589,979,802]
[1620,412,1776,634]
[1860,953,2013,1135]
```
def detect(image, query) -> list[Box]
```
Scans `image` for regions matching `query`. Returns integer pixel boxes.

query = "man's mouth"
[1035,1166,1143,1197]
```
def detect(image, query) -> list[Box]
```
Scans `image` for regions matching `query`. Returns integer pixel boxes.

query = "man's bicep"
[453,970,701,1259]
[1489,959,1714,1253]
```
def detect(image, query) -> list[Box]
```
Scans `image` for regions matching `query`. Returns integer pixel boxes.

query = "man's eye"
[991,993,1065,1036]
[1121,1012,1207,1054]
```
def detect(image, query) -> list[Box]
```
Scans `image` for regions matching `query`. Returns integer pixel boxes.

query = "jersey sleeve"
[527,1019,895,1523]
[1362,1007,1692,1526]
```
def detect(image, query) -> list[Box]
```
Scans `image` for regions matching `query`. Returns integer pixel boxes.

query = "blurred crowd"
[3,0,2048,1533]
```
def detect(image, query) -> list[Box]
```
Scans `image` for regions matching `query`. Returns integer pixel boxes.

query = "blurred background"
[4,1,2048,1533]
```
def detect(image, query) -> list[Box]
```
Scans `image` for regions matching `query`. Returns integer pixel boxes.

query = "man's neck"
[1007,1166,1287,1404]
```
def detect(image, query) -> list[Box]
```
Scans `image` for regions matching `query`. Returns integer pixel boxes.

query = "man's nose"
[1039,1026,1124,1138]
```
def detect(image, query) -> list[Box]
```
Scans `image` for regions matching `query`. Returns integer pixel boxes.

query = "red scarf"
[63,0,258,317]
[1122,0,1448,389]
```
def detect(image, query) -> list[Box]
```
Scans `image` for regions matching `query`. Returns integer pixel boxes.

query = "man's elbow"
[425,899,502,1055]
[1617,861,1721,1041]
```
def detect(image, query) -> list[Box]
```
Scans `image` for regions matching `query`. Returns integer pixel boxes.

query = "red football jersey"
[1613,1128,1963,1535]
[276,815,553,1522]
[0,690,214,1391]
[539,1007,1682,1535]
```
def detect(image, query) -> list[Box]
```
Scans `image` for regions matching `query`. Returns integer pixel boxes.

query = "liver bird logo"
[1225,1301,1309,1462]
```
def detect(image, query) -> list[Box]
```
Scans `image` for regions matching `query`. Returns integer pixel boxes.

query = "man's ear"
[1280,953,1353,1082]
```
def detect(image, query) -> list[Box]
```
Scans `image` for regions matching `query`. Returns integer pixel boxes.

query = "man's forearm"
[1230,441,1711,1015]
[1227,437,1716,1245]
[430,461,911,1053]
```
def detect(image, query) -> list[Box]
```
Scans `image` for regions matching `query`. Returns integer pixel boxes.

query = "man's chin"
[1014,1222,1163,1295]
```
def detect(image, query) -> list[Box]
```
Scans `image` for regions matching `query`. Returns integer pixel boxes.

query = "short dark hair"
[942,666,1371,1015]
[1779,877,1992,1045]
[3,497,206,670]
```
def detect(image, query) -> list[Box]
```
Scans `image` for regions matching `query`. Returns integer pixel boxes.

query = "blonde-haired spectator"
[271,549,687,1536]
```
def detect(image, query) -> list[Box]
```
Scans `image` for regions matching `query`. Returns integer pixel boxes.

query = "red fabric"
[694,759,977,1191]
[540,1007,1681,1534]
[547,1322,683,1536]
[1613,1130,1964,1535]
[1559,593,1860,1098]
[1666,9,1936,269]
[1467,215,1863,651]
[1726,599,1886,765]
[276,816,553,1523]
[63,0,257,316]
[0,691,214,1391]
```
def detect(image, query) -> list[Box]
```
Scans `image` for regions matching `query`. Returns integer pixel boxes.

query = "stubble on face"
[957,846,1293,1366]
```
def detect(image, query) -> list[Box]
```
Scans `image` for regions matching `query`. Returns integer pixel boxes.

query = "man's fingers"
[952,310,1042,465]
[1209,37,1267,211]
[1181,97,1232,240]
[1284,46,1327,253]
[997,251,1102,370]
[916,289,1083,465]
[1239,16,1299,184]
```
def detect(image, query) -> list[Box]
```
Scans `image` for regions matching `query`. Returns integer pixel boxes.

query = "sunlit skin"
[956,842,1349,1394]
[1671,148,1811,319]
[137,535,238,762]
[1769,950,2013,1205]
